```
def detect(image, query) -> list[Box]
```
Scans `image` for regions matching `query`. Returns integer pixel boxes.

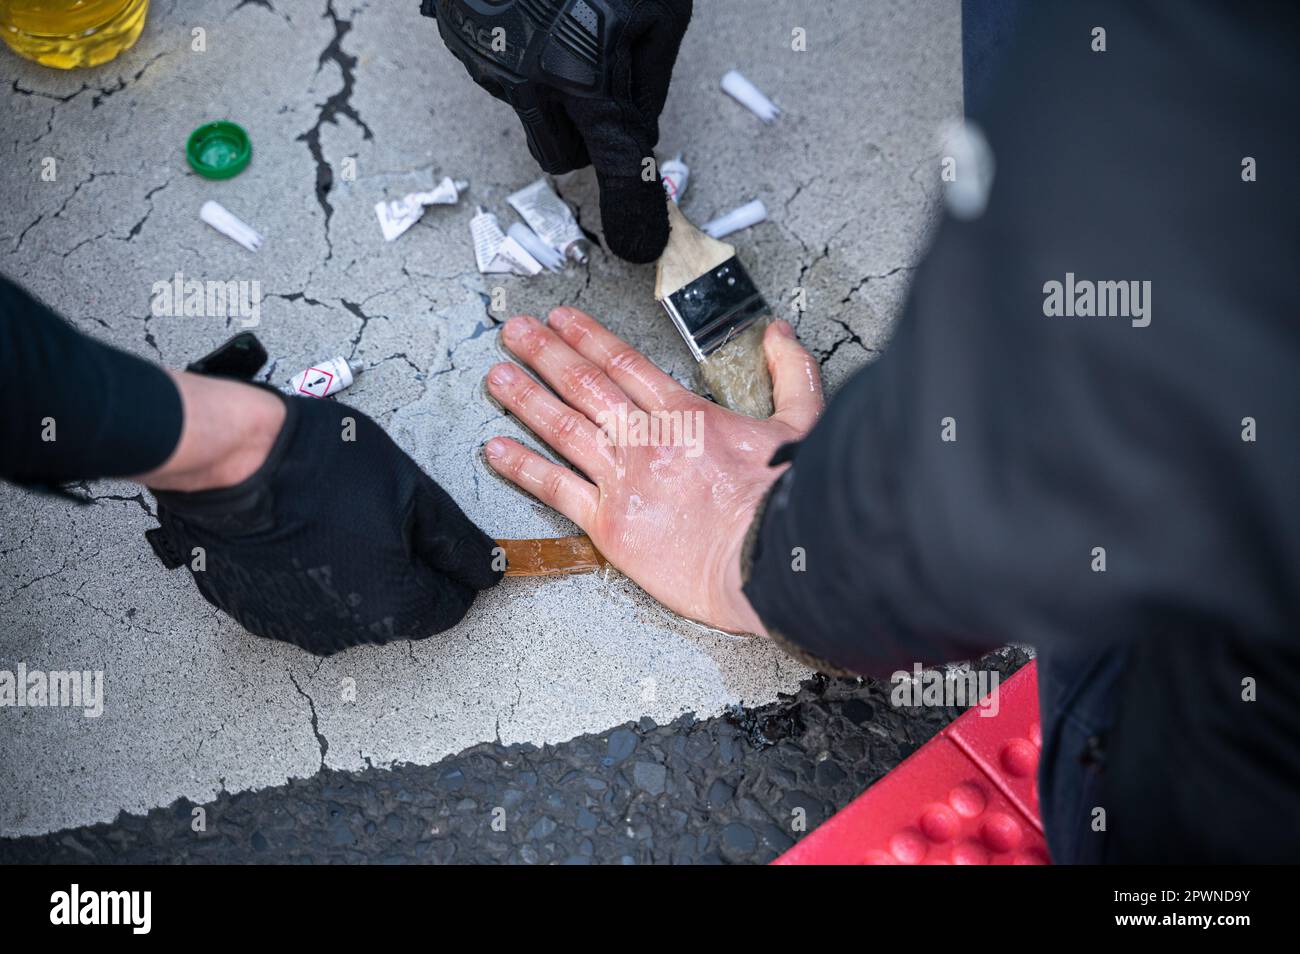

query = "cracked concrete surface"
[0,0,960,835]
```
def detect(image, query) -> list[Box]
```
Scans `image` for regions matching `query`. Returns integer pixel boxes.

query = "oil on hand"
[484,308,823,635]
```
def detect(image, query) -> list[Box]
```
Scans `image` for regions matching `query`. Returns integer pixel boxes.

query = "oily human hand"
[484,307,823,635]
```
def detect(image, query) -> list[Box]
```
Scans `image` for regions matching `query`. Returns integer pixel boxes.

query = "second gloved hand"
[146,392,501,655]
[424,0,692,263]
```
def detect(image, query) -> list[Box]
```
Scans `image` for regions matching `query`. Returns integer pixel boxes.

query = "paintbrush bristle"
[655,200,736,300]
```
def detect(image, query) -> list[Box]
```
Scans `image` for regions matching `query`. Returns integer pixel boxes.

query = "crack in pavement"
[1,559,73,606]
[837,265,916,305]
[58,176,170,260]
[809,265,918,367]
[815,316,880,368]
[11,170,118,253]
[90,491,156,519]
[296,0,373,261]
[232,0,291,22]
[341,297,381,359]
[288,671,330,770]
[90,51,170,109]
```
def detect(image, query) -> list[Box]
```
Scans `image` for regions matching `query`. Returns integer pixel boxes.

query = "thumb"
[764,320,824,433]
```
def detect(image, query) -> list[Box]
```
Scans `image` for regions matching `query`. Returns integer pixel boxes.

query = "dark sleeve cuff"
[1,276,183,484]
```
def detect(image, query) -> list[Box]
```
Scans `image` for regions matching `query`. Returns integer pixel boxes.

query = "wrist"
[139,371,285,492]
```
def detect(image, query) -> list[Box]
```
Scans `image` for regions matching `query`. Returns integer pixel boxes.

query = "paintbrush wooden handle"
[495,536,609,577]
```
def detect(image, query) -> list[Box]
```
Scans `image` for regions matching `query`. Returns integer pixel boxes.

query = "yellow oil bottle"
[0,0,149,69]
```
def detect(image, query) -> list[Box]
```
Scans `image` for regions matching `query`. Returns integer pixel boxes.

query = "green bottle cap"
[186,121,251,180]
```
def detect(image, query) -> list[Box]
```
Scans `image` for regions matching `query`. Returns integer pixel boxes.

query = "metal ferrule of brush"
[662,257,769,362]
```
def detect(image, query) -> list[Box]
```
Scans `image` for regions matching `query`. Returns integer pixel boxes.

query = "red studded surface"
[773,662,1049,865]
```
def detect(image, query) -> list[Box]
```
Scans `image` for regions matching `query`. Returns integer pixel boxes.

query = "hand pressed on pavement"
[142,368,501,656]
[484,307,823,635]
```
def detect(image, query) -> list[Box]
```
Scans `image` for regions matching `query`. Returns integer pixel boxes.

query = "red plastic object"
[774,661,1049,865]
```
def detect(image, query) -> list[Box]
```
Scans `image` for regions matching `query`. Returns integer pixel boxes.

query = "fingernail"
[503,316,532,342]
[488,363,517,386]
[484,438,506,461]
[775,320,796,339]
[547,307,573,330]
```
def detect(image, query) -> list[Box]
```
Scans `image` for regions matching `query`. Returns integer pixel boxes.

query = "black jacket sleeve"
[1,276,182,486]
[743,0,1299,677]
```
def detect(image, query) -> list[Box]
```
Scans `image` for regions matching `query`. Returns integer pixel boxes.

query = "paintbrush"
[655,199,774,418]
[499,200,777,578]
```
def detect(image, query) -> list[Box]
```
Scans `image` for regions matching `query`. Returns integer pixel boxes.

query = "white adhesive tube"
[702,199,768,239]
[721,70,781,123]
[508,222,565,271]
[200,200,263,252]
[508,178,590,264]
[661,154,689,204]
[286,357,354,398]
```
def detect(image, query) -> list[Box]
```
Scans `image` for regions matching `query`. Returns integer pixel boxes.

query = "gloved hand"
[145,338,501,655]
[422,0,692,263]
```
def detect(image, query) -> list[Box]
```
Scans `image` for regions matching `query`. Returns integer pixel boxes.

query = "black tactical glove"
[145,335,501,655]
[422,0,692,263]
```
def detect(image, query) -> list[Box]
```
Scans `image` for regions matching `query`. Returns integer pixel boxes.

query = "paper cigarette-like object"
[200,200,263,252]
[702,199,768,239]
[721,70,781,123]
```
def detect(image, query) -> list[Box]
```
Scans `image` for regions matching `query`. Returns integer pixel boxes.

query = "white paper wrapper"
[375,176,467,241]
[470,207,543,276]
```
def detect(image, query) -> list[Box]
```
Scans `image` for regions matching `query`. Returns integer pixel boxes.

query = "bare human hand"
[484,307,823,635]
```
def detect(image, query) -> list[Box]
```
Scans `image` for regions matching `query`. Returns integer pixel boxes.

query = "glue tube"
[661,154,689,204]
[286,357,354,399]
[508,179,590,264]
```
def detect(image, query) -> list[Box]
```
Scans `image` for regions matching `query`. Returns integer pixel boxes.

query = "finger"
[486,361,612,480]
[483,436,599,530]
[500,315,630,425]
[765,320,824,433]
[412,476,503,591]
[561,52,676,261]
[546,306,691,412]
[594,170,670,263]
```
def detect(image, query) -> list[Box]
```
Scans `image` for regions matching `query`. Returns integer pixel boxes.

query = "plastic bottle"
[0,0,149,70]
